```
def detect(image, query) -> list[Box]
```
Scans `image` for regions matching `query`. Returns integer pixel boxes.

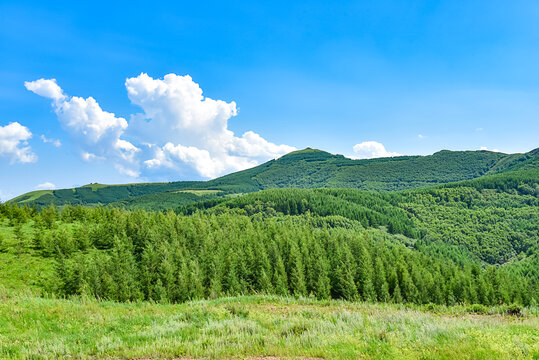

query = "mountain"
[9,147,539,209]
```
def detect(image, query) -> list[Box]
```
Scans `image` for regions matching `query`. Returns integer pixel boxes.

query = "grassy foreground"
[0,293,537,359]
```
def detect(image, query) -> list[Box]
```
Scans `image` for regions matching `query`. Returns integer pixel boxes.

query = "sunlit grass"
[0,293,536,359]
[0,220,55,294]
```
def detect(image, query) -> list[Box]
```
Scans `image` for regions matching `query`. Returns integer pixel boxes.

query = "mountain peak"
[288,147,326,154]
[278,148,337,162]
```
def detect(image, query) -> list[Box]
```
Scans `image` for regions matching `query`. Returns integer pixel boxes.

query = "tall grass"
[0,293,537,359]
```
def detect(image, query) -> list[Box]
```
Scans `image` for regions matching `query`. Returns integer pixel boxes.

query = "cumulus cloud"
[41,135,61,147]
[26,74,295,179]
[126,73,295,178]
[480,146,500,152]
[352,141,401,159]
[0,122,37,163]
[35,182,56,190]
[144,142,259,178]
[25,78,140,176]
[24,78,65,101]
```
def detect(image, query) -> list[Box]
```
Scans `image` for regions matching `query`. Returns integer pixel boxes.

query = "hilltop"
[9,147,539,209]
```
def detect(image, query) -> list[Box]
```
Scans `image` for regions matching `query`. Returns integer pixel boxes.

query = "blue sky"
[1,0,539,200]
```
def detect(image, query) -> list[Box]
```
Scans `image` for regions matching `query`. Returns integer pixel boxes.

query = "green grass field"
[10,190,54,204]
[0,219,55,294]
[0,292,537,359]
[175,189,223,196]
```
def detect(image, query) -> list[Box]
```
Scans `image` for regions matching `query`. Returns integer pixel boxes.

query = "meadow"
[1,291,537,360]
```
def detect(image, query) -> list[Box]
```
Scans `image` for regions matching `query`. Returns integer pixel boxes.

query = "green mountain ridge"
[9,147,539,209]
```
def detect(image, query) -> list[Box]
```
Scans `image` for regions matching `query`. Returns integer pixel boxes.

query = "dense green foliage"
[10,181,206,207]
[109,189,223,211]
[0,202,536,307]
[182,169,539,266]
[181,188,421,238]
[11,147,539,208]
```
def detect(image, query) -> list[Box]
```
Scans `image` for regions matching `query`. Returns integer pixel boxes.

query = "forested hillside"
[0,202,536,306]
[182,168,539,266]
[10,147,539,208]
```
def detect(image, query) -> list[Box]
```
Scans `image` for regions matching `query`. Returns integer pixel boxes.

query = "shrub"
[467,304,488,315]
[505,304,522,316]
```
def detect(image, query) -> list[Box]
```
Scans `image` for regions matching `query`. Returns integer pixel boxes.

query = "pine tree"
[154,278,167,303]
[110,235,143,302]
[446,288,456,306]
[431,272,445,304]
[288,241,307,296]
[272,246,289,296]
[40,204,58,229]
[188,259,205,300]
[388,268,399,299]
[333,247,358,301]
[397,263,417,303]
[13,222,26,254]
[312,242,331,300]
[176,259,190,302]
[225,249,242,295]
[254,241,273,294]
[392,283,403,303]
[356,245,375,302]
[373,257,390,302]
[158,255,176,303]
[140,242,159,300]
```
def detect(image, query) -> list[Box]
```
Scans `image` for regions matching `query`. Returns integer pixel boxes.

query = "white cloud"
[35,182,56,190]
[26,74,295,180]
[81,152,104,162]
[24,78,65,101]
[476,127,484,132]
[480,146,501,152]
[41,135,61,147]
[352,141,401,159]
[417,134,426,139]
[126,73,295,178]
[0,122,37,163]
[144,142,259,178]
[26,78,140,176]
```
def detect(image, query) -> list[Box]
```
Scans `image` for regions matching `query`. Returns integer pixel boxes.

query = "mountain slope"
[182,168,539,265]
[9,147,539,208]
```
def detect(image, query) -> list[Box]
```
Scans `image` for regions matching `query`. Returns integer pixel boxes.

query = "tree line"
[1,203,536,306]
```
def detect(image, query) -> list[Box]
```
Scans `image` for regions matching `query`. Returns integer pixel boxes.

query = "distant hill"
[9,147,539,208]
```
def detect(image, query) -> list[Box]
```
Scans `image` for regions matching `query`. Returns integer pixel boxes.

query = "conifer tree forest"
[1,167,537,307]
